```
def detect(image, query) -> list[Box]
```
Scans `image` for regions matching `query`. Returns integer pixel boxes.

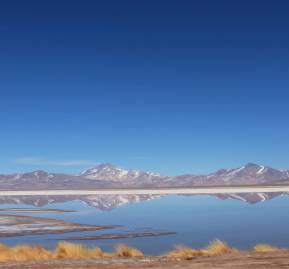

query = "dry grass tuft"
[167,245,203,259]
[167,240,235,259]
[54,242,103,259]
[0,242,143,262]
[89,246,104,257]
[202,240,235,256]
[0,243,11,261]
[253,244,280,253]
[0,240,285,262]
[0,244,9,252]
[115,244,143,257]
[11,245,52,261]
[0,245,52,262]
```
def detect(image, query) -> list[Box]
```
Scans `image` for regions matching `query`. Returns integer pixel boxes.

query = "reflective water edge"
[0,192,288,255]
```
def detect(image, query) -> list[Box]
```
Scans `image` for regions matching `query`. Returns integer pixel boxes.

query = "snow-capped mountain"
[170,163,289,186]
[80,163,162,182]
[0,162,289,189]
[207,163,289,184]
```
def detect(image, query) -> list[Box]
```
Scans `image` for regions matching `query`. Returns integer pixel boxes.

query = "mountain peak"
[80,163,162,182]
[80,163,130,180]
[245,163,260,168]
[80,163,118,175]
[94,163,117,169]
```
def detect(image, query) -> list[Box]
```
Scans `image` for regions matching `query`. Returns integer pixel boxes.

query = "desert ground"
[1,251,289,269]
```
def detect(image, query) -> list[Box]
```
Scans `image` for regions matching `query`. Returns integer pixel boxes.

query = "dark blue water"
[0,194,288,254]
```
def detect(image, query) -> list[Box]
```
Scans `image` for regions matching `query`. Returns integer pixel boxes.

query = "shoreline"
[0,185,288,196]
[0,241,288,269]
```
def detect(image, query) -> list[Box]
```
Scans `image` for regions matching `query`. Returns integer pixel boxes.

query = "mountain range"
[0,162,289,189]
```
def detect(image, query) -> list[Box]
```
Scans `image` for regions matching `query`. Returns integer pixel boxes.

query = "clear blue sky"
[0,0,288,175]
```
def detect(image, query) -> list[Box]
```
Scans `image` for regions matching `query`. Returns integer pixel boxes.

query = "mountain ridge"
[0,163,289,189]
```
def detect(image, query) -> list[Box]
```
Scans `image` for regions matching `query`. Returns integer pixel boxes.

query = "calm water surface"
[0,194,288,254]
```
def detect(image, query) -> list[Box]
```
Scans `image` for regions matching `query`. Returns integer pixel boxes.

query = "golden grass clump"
[0,240,285,263]
[167,245,203,259]
[115,244,143,257]
[202,240,235,256]
[54,242,103,259]
[0,244,12,262]
[11,245,52,261]
[167,240,235,259]
[0,244,9,252]
[253,244,280,253]
[0,245,52,262]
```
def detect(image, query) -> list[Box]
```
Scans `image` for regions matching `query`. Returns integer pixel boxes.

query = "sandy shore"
[1,252,289,269]
[0,186,288,196]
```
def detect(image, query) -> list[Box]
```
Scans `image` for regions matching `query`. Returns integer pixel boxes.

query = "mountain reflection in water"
[0,192,286,210]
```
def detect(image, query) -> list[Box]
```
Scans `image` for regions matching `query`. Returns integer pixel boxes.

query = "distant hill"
[0,162,289,189]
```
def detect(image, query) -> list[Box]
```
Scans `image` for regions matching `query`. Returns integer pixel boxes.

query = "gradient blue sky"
[0,0,288,175]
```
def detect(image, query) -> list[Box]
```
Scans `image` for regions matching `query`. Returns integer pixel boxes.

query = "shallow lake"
[0,192,288,255]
